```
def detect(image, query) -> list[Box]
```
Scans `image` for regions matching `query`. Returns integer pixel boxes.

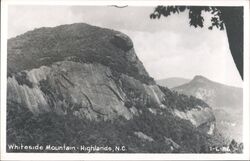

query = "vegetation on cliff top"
[8,23,154,84]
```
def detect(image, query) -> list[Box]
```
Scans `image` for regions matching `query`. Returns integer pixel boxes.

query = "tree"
[150,6,243,80]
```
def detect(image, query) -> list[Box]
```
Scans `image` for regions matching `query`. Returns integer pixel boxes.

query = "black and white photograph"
[1,0,249,160]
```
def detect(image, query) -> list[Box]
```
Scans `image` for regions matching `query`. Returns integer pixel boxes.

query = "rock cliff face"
[8,61,166,121]
[7,23,216,144]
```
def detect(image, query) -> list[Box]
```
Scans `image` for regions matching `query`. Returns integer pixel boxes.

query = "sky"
[8,5,243,87]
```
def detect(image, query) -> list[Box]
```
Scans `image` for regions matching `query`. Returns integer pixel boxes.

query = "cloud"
[122,29,242,87]
[8,5,82,38]
[69,6,192,33]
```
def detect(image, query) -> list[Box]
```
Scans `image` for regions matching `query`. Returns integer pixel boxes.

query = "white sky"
[8,5,243,87]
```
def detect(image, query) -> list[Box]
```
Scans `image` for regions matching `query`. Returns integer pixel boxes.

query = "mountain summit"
[173,75,242,108]
[192,75,212,83]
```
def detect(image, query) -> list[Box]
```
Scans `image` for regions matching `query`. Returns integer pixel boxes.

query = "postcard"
[1,0,249,160]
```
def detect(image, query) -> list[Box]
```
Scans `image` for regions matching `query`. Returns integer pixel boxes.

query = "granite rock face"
[7,23,215,134]
[8,61,165,121]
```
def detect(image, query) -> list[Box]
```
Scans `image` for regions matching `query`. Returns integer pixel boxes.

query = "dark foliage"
[14,72,33,88]
[7,101,220,153]
[229,139,243,153]
[159,85,209,111]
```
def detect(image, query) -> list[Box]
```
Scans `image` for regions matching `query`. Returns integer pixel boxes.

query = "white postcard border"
[1,0,249,160]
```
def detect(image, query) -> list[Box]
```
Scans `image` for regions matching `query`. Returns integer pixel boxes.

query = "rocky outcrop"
[164,137,180,151]
[110,33,133,51]
[173,107,215,127]
[8,61,165,121]
[173,107,215,135]
[7,23,215,135]
[134,131,154,142]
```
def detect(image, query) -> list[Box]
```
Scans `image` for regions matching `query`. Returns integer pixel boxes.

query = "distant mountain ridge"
[173,75,243,142]
[173,75,243,109]
[156,77,190,88]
